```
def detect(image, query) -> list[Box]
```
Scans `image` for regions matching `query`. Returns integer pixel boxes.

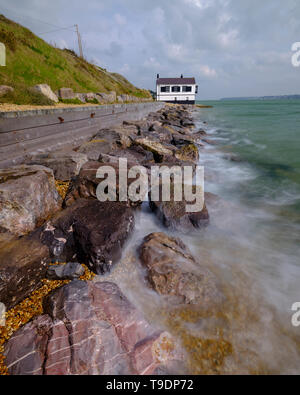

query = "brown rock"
[77,139,115,161]
[0,230,49,309]
[57,88,75,100]
[139,233,224,307]
[4,281,181,375]
[175,143,199,164]
[0,85,14,97]
[0,165,62,236]
[149,180,208,233]
[64,161,147,208]
[26,151,88,181]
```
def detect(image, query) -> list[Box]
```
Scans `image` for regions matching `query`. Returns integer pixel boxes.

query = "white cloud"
[199,65,217,78]
[114,13,127,25]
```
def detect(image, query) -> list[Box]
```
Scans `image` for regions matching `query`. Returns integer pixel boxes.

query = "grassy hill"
[0,14,151,105]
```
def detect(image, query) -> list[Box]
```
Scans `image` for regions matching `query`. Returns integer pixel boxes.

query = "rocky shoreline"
[0,104,227,375]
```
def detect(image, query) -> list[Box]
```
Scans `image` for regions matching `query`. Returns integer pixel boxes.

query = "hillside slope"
[0,15,151,104]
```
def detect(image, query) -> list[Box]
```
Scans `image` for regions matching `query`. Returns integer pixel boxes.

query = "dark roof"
[156,77,196,85]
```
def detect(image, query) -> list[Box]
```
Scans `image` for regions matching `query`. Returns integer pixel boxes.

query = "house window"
[160,86,170,93]
[182,86,192,92]
[172,86,181,93]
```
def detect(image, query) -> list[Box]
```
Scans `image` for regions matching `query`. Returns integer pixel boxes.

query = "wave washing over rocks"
[1,104,299,375]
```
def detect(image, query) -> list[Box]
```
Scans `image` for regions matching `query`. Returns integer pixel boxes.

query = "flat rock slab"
[139,232,224,308]
[26,151,88,181]
[0,165,62,236]
[0,230,49,309]
[4,280,182,375]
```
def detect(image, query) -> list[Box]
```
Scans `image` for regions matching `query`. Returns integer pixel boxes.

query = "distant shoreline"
[220,95,300,101]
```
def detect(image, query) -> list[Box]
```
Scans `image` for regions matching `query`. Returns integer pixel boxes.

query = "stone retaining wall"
[0,102,164,168]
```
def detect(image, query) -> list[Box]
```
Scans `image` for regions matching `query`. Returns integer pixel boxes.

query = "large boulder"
[4,281,181,375]
[134,137,175,162]
[175,143,199,164]
[93,126,137,149]
[149,180,209,233]
[139,233,224,307]
[32,84,58,103]
[96,92,116,103]
[0,230,49,309]
[0,85,14,97]
[41,199,135,274]
[26,151,88,181]
[99,145,154,168]
[77,139,116,161]
[57,88,75,100]
[0,165,62,236]
[64,161,147,208]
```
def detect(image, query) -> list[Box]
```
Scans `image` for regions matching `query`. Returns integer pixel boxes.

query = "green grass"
[0,14,152,105]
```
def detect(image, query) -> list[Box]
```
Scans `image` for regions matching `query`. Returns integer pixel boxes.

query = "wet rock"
[4,281,181,375]
[134,137,175,162]
[46,262,85,280]
[26,151,88,181]
[202,138,218,145]
[41,199,135,274]
[149,181,209,233]
[175,143,199,164]
[139,233,223,307]
[0,165,62,236]
[0,230,49,309]
[171,133,199,147]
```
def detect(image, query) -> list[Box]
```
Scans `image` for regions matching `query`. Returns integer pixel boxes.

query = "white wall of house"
[156,84,197,102]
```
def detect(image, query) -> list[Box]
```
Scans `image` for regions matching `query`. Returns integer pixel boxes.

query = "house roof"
[156,77,196,85]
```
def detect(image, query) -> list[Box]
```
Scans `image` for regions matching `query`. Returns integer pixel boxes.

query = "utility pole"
[75,24,83,58]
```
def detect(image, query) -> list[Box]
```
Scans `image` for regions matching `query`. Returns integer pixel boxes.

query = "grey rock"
[46,262,85,280]
[32,84,58,103]
[0,165,62,236]
[0,85,14,97]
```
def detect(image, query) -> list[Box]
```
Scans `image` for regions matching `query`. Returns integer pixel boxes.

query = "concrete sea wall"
[0,102,164,168]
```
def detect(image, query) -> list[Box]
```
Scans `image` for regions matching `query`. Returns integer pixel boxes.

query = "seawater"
[100,100,300,374]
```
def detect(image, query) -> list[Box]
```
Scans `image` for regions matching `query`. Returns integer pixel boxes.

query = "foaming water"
[98,101,300,374]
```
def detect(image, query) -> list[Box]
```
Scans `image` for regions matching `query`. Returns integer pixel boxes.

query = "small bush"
[59,98,83,105]
[86,98,99,104]
[0,87,54,105]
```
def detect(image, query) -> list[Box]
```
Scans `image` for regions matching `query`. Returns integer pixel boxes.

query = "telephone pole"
[75,24,84,58]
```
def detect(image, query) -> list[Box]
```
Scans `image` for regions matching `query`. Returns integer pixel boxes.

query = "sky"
[0,0,300,99]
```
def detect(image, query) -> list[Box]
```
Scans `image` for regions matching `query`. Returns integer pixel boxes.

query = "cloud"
[0,0,300,98]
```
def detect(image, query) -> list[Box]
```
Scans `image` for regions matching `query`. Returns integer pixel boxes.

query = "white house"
[156,74,198,104]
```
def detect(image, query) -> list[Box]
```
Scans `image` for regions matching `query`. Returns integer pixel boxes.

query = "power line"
[0,6,84,58]
[0,5,72,31]
[39,26,76,35]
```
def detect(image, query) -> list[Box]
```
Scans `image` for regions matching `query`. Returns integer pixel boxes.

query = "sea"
[103,99,300,374]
